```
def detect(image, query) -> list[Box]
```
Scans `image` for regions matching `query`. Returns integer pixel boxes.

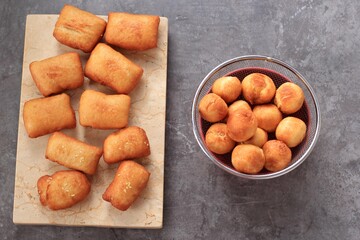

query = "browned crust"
[227,108,258,142]
[53,4,107,52]
[84,43,144,94]
[37,175,51,206]
[263,140,292,172]
[29,52,84,96]
[274,82,305,114]
[211,76,242,103]
[102,160,150,211]
[79,89,131,129]
[23,93,76,138]
[253,104,283,132]
[103,126,151,164]
[242,73,276,105]
[105,12,160,51]
[275,117,307,148]
[37,170,91,210]
[205,123,236,154]
[231,144,265,174]
[198,93,228,123]
[45,131,103,175]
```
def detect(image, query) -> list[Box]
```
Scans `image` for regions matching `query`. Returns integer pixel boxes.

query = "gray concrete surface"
[1,0,360,239]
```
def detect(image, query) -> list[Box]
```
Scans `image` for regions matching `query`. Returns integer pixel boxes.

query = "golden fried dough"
[84,43,144,94]
[244,127,268,148]
[53,5,107,52]
[79,89,131,129]
[263,140,292,172]
[104,12,160,51]
[242,73,276,105]
[23,93,76,138]
[37,170,91,210]
[37,175,50,206]
[276,117,307,148]
[198,93,228,122]
[205,123,236,154]
[211,76,242,103]
[253,104,283,132]
[228,100,251,115]
[103,126,151,164]
[274,82,305,114]
[102,160,150,211]
[227,107,257,142]
[231,144,265,174]
[45,132,103,175]
[29,52,83,97]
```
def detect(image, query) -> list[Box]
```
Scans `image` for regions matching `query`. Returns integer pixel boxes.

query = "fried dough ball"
[274,82,305,114]
[211,76,242,103]
[242,73,276,105]
[228,100,251,115]
[198,93,228,122]
[244,127,268,148]
[253,104,283,132]
[276,117,307,148]
[263,140,292,172]
[231,144,265,174]
[205,123,236,154]
[227,107,257,142]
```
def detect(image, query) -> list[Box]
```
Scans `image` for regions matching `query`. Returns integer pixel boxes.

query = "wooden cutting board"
[13,14,168,228]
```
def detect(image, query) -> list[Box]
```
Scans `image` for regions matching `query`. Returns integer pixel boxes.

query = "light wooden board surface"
[13,14,168,228]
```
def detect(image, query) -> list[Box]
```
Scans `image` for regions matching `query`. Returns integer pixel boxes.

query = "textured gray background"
[1,0,360,239]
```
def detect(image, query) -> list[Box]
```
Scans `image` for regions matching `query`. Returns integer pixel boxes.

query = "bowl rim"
[191,55,321,179]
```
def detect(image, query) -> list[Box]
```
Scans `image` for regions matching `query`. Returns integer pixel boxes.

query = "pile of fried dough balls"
[198,73,307,174]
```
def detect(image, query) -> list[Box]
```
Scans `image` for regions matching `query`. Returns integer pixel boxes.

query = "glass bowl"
[192,55,321,179]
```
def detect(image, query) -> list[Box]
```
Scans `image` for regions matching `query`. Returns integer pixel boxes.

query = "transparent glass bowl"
[192,55,321,179]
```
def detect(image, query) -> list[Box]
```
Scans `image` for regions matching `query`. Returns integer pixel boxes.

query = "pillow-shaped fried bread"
[46,132,103,175]
[23,93,76,138]
[29,52,83,96]
[105,12,160,51]
[102,160,150,211]
[53,4,107,52]
[84,43,143,94]
[103,126,151,164]
[37,170,91,210]
[79,89,131,129]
